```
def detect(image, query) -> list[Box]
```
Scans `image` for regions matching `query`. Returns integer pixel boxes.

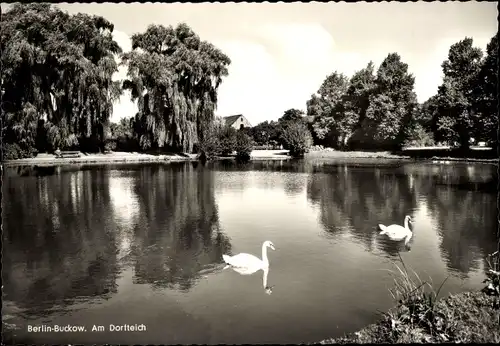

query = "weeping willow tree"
[1,4,122,157]
[121,23,231,153]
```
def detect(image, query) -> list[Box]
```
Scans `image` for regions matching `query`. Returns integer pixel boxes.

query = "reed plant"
[319,251,500,344]
[482,250,499,297]
[378,252,499,343]
[382,253,452,342]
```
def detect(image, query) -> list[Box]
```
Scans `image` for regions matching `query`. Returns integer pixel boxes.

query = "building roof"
[223,114,244,127]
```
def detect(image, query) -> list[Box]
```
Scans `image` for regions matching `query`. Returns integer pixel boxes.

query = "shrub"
[280,121,313,158]
[404,123,436,147]
[235,131,254,162]
[104,139,117,152]
[2,143,38,160]
[115,136,139,152]
[198,125,221,162]
[218,126,238,156]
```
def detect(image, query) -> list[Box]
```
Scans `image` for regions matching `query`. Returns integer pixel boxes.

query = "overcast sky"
[5,2,497,124]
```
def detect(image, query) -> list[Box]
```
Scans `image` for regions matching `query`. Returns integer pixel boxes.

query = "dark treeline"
[2,4,498,160]
[1,4,236,160]
[246,36,498,155]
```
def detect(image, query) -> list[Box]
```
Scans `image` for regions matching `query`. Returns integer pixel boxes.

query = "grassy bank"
[305,149,408,160]
[397,146,498,162]
[2,150,293,167]
[2,151,198,167]
[3,147,497,167]
[318,252,500,344]
[305,147,498,164]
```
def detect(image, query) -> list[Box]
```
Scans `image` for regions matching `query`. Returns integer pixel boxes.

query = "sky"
[4,2,498,125]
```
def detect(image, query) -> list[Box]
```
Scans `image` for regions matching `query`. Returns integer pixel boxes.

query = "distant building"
[222,114,252,130]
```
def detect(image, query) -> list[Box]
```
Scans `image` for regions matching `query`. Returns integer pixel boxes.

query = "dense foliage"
[2,3,123,159]
[196,117,253,163]
[247,36,496,152]
[302,37,496,150]
[197,118,223,162]
[243,121,281,148]
[234,131,254,162]
[278,112,313,158]
[121,23,231,153]
[2,4,497,160]
[107,117,137,152]
[304,54,418,150]
[1,4,230,160]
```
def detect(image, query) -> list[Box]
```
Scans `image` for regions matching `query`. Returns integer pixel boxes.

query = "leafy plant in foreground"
[384,253,452,342]
[483,251,500,297]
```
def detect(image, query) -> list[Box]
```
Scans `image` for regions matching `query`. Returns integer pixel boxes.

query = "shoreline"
[3,290,497,345]
[2,153,197,167]
[316,289,499,344]
[2,148,497,167]
[305,147,498,164]
[2,150,292,167]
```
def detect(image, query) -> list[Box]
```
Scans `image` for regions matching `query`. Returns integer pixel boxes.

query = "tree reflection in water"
[306,163,417,254]
[3,168,119,319]
[403,162,497,278]
[307,161,497,276]
[129,163,232,291]
[3,162,233,323]
[2,160,496,334]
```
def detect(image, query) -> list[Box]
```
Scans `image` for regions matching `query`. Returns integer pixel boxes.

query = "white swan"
[225,265,274,294]
[378,215,413,246]
[222,240,275,270]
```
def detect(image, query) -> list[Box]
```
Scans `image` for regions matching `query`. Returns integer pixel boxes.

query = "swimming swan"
[222,240,275,269]
[378,215,413,246]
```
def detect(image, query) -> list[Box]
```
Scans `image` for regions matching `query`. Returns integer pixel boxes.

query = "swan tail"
[378,224,388,234]
[222,254,232,264]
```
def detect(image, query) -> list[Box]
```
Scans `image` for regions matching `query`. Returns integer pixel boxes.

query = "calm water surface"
[2,159,498,344]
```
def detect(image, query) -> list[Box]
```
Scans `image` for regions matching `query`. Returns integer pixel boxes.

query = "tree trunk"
[458,125,470,151]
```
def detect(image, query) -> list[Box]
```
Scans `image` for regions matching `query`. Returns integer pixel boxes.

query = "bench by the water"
[56,151,81,158]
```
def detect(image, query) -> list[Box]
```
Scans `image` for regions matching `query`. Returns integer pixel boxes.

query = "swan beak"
[270,244,276,250]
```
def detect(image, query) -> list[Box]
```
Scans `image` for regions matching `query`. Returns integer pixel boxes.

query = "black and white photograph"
[1,1,499,345]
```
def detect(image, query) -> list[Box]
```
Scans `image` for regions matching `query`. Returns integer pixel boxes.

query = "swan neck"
[262,243,269,267]
[404,217,410,230]
[263,267,269,288]
[405,232,413,244]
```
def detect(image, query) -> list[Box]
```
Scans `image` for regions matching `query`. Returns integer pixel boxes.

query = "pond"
[2,159,498,344]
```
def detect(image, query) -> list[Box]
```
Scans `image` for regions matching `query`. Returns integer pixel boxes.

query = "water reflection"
[403,163,498,278]
[224,266,274,295]
[306,161,497,273]
[2,160,497,344]
[306,164,418,255]
[127,163,232,291]
[428,185,497,278]
[2,163,232,321]
[3,169,119,319]
[211,159,311,174]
